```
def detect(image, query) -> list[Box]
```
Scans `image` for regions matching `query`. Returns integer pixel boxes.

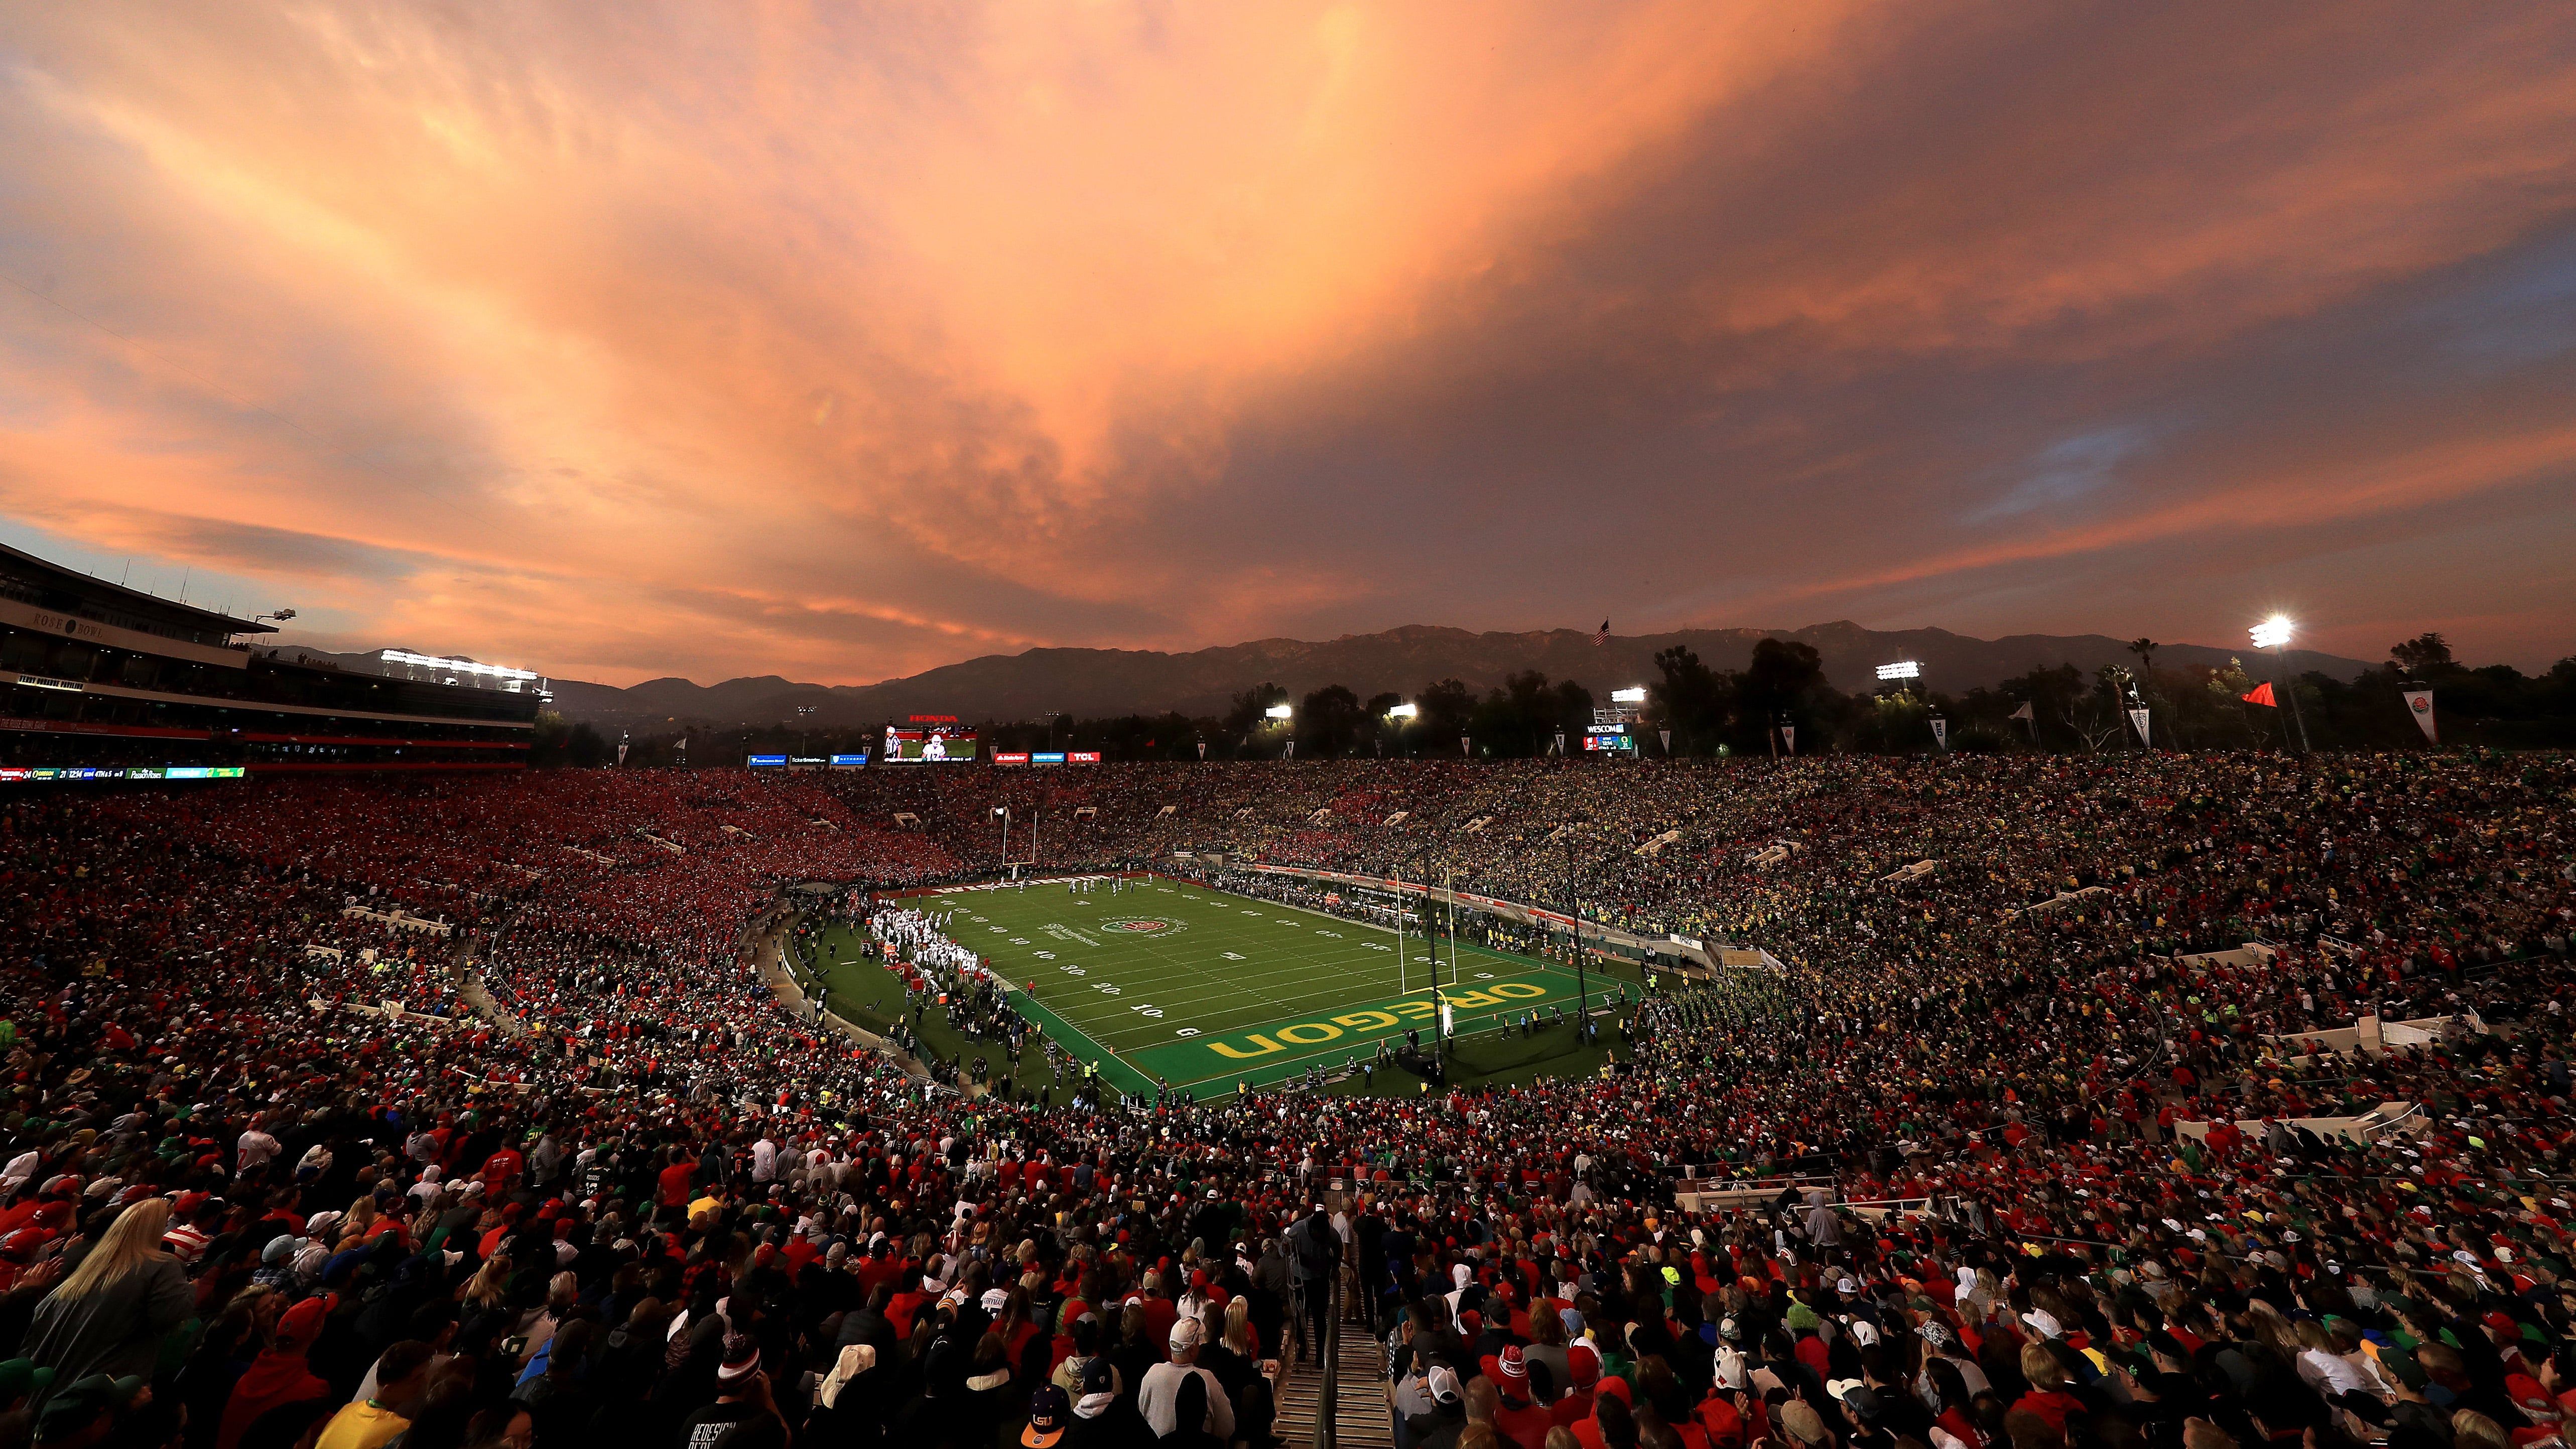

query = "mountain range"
[264,623,2372,730]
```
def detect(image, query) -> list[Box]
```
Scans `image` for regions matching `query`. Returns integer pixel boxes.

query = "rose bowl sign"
[1100,915,1186,935]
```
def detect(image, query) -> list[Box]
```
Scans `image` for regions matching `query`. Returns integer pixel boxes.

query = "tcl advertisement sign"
[1067,751,1102,763]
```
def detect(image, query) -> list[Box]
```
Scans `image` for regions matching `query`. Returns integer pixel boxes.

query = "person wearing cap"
[1566,1367,1642,1449]
[1022,1383,1071,1448]
[1698,1358,1751,1449]
[1551,1341,1604,1431]
[31,1374,139,1449]
[1777,1398,1835,1449]
[1139,1318,1234,1441]
[1488,1345,1557,1449]
[1066,1354,1148,1447]
[1051,1315,1117,1401]
[676,1333,773,1449]
[22,1200,190,1406]
[0,1358,58,1427]
[1830,1377,1896,1449]
[1398,1362,1468,1449]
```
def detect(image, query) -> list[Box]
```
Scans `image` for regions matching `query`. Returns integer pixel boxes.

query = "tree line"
[535,632,2574,765]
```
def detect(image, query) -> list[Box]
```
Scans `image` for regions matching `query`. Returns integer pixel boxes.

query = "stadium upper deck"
[0,543,539,775]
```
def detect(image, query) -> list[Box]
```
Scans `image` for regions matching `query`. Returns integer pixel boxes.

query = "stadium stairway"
[453,920,525,1037]
[1271,1281,1394,1449]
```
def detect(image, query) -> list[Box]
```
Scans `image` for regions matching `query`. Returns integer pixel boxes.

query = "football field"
[888,874,1622,1098]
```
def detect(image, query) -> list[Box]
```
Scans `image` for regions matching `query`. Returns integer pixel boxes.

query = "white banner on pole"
[1780,725,1795,755]
[1929,718,1947,750]
[2402,689,2438,745]
[2127,708,2150,747]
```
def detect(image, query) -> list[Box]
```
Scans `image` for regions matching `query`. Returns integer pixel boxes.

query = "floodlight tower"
[1385,700,1416,759]
[2250,616,2312,752]
[1264,702,1293,760]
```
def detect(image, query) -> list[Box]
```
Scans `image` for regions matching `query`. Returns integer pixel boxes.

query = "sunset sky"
[3,3,2572,686]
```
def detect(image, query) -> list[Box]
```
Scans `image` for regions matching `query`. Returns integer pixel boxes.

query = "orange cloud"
[1,1,2570,682]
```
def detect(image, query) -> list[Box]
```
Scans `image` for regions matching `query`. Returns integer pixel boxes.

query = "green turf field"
[852,873,1638,1099]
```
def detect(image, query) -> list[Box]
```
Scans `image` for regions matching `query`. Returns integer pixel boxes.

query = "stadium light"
[1264,704,1293,720]
[1385,702,1419,719]
[1610,687,1647,704]
[381,649,538,683]
[1876,661,1921,682]
[2250,614,2311,752]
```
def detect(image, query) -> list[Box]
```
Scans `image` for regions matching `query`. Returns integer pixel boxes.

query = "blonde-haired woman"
[1223,1297,1259,1366]
[461,1253,512,1313]
[24,1197,194,1404]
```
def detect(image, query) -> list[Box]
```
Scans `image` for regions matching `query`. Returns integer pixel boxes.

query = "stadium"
[1,536,2571,1449]
[8,10,2576,1449]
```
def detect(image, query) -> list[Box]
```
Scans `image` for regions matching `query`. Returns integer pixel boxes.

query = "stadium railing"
[1314,1264,1341,1449]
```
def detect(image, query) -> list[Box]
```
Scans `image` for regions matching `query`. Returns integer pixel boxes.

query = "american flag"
[1592,619,1609,646]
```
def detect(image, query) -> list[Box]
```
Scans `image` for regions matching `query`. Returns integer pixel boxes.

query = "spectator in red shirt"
[657,1150,695,1211]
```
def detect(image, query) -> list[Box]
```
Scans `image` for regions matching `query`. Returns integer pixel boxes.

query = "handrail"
[1314,1266,1341,1449]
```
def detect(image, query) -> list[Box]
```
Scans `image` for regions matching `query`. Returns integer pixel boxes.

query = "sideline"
[758,918,933,1081]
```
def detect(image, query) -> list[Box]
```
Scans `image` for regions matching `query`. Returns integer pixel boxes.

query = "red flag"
[2241,681,2277,707]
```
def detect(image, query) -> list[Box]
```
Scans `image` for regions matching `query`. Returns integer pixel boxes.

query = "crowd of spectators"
[0,750,2567,1449]
[825,754,2560,959]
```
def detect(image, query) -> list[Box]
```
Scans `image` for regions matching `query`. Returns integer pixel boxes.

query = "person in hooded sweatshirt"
[803,1344,884,1446]
[586,1299,673,1445]
[216,1296,333,1449]
[956,1332,1016,1449]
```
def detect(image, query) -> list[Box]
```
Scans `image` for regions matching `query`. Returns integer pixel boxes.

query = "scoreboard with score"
[1583,724,1638,755]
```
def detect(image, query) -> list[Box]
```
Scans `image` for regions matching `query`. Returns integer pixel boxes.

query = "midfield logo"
[1100,915,1185,935]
